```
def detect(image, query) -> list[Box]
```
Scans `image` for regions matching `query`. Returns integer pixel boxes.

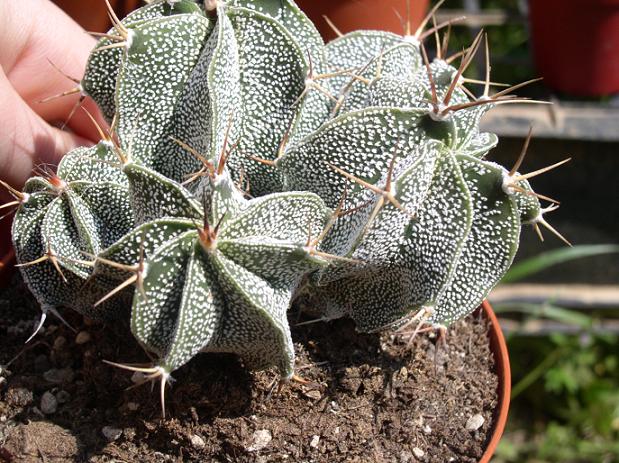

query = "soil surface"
[0,273,498,462]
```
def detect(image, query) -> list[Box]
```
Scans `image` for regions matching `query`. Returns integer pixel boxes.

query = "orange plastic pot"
[479,299,511,463]
[295,0,430,42]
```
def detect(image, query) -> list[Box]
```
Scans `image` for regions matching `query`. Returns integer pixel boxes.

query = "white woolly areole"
[501,171,516,195]
[125,29,135,50]
[403,35,420,46]
[427,103,450,121]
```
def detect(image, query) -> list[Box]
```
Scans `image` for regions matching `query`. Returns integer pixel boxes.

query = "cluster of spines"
[5,0,570,416]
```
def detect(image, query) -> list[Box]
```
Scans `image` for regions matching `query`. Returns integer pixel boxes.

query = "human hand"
[0,0,107,190]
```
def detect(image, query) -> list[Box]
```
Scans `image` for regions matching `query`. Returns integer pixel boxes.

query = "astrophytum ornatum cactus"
[5,0,571,415]
[10,142,133,339]
[90,159,330,412]
[274,28,568,331]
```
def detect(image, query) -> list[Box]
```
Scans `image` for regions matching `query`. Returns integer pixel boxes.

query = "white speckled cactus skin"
[8,0,566,400]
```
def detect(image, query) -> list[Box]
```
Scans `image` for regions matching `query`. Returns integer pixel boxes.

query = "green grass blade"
[501,244,619,283]
[492,302,593,329]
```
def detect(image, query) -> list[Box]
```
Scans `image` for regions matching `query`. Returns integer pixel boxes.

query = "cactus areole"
[7,0,569,416]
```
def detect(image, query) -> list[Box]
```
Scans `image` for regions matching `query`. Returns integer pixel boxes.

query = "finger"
[0,69,92,188]
[1,0,108,142]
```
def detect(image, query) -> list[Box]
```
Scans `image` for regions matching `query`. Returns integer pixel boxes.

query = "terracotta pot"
[479,299,511,463]
[529,0,619,96]
[295,0,430,42]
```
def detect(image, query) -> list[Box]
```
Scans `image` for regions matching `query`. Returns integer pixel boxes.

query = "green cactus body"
[217,6,309,195]
[82,0,205,122]
[94,168,330,376]
[334,43,422,116]
[431,155,521,325]
[325,30,407,94]
[115,13,212,179]
[230,0,333,145]
[8,0,568,402]
[512,178,542,223]
[12,144,133,320]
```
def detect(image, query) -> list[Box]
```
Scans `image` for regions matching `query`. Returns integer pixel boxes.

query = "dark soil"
[0,272,498,463]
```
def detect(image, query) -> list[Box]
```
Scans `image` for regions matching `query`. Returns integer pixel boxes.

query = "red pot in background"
[529,0,619,96]
[296,0,429,42]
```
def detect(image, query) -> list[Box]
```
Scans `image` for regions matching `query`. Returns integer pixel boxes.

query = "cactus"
[10,142,133,340]
[5,0,570,415]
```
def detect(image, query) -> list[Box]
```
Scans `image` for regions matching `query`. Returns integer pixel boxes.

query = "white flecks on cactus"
[123,162,202,224]
[82,0,205,122]
[325,30,405,94]
[230,0,332,145]
[224,7,307,195]
[11,147,133,321]
[127,179,330,375]
[334,43,422,116]
[431,155,520,325]
[115,14,212,174]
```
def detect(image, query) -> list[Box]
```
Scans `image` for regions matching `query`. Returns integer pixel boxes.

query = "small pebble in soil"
[6,387,33,407]
[40,391,58,414]
[56,390,71,404]
[127,402,139,411]
[246,429,272,452]
[75,331,91,345]
[304,389,321,401]
[53,336,67,350]
[102,426,123,442]
[131,371,146,384]
[43,367,74,384]
[309,435,320,448]
[190,434,206,449]
[413,447,425,458]
[465,414,485,431]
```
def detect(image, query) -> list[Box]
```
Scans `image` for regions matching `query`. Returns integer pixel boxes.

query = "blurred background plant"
[492,245,619,463]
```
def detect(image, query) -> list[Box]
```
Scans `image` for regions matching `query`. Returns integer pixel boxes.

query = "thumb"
[0,69,92,189]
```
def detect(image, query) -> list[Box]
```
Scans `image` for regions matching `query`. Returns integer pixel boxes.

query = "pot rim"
[479,299,511,463]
